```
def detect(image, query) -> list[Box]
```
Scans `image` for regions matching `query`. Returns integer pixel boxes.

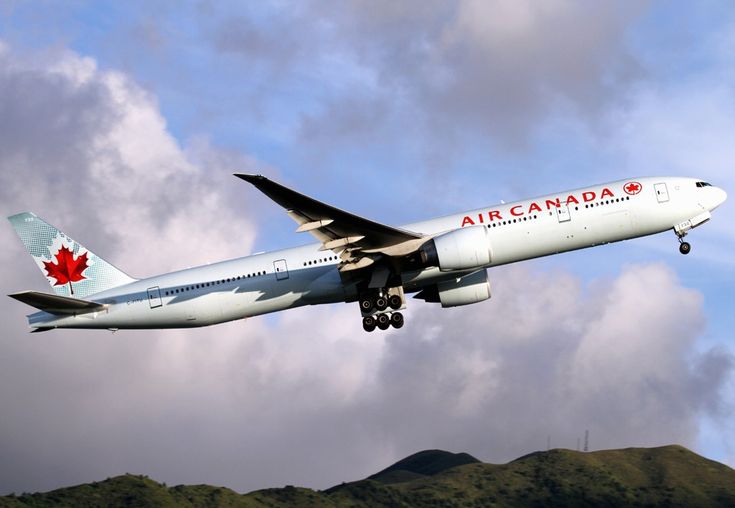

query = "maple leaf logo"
[43,245,89,295]
[624,181,642,195]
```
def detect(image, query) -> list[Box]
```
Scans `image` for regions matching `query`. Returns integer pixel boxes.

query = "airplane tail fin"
[8,212,136,298]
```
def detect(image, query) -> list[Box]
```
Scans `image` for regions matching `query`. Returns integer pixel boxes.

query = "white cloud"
[358,263,732,472]
[0,32,732,499]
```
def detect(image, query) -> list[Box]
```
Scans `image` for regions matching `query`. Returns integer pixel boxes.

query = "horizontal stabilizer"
[8,291,106,315]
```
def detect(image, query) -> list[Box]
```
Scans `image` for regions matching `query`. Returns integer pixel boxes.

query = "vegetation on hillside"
[1,445,733,507]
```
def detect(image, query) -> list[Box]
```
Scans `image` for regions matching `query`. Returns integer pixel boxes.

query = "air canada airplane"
[8,175,727,332]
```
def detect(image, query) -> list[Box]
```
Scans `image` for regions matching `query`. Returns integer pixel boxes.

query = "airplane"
[7,175,727,333]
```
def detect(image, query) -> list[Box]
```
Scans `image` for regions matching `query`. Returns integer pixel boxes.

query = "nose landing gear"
[675,228,692,255]
[674,215,709,256]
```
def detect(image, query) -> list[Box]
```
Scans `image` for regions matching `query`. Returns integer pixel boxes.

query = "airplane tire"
[390,312,404,329]
[679,242,691,255]
[388,294,402,310]
[376,313,390,330]
[360,298,374,313]
[362,316,376,332]
[375,296,388,311]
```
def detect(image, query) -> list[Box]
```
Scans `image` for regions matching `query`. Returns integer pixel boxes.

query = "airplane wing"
[235,174,426,271]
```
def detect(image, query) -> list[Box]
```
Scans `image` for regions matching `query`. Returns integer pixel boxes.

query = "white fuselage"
[27,176,726,330]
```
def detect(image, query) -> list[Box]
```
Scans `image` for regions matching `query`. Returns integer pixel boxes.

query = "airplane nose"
[708,187,727,210]
[714,187,727,207]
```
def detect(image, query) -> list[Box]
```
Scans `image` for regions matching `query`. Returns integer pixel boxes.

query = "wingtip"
[233,173,266,183]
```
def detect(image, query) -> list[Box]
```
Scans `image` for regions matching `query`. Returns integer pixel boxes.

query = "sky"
[0,0,734,495]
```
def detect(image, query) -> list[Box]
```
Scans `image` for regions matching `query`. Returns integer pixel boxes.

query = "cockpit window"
[696,181,712,187]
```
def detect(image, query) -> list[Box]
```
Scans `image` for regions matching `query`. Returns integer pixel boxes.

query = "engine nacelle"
[415,269,491,308]
[420,226,492,271]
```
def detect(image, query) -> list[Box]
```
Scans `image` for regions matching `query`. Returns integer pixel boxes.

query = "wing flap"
[9,291,106,315]
[296,219,334,233]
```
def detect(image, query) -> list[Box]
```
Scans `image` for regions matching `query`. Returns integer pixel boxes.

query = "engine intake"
[420,226,492,271]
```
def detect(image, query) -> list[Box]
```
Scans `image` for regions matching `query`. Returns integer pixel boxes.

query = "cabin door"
[556,205,571,223]
[274,259,289,281]
[147,286,162,309]
[654,183,670,203]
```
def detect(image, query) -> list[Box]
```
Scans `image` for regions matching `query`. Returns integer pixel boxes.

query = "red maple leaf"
[43,245,89,294]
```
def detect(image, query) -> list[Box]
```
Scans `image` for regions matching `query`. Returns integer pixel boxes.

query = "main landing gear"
[359,288,405,332]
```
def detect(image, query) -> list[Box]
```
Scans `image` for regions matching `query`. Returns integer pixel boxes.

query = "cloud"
[359,263,731,465]
[193,0,654,209]
[0,36,732,498]
[0,44,258,276]
[299,1,646,150]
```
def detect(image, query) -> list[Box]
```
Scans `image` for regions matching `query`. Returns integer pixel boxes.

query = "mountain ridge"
[2,445,734,507]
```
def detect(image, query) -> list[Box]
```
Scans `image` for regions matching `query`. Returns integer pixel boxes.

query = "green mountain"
[2,445,733,507]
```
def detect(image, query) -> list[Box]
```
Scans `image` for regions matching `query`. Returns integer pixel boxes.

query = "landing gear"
[362,316,376,332]
[674,221,695,255]
[360,298,373,313]
[376,313,391,330]
[363,311,403,332]
[375,296,388,311]
[676,231,692,255]
[357,287,406,332]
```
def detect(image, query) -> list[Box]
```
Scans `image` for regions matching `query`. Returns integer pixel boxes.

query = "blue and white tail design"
[8,212,136,298]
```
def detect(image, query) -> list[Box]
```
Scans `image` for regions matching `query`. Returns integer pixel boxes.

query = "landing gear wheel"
[375,296,388,311]
[360,298,374,313]
[679,241,691,255]
[390,312,404,329]
[388,294,402,310]
[376,313,391,330]
[362,316,376,332]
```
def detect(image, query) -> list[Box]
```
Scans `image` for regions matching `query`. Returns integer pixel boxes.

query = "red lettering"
[528,202,542,213]
[600,187,614,199]
[545,198,561,209]
[510,205,524,217]
[461,216,475,227]
[489,210,502,221]
[565,195,579,205]
[477,213,484,224]
[583,191,596,202]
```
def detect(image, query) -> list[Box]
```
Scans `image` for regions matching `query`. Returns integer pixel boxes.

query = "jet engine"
[415,269,491,308]
[420,226,492,271]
